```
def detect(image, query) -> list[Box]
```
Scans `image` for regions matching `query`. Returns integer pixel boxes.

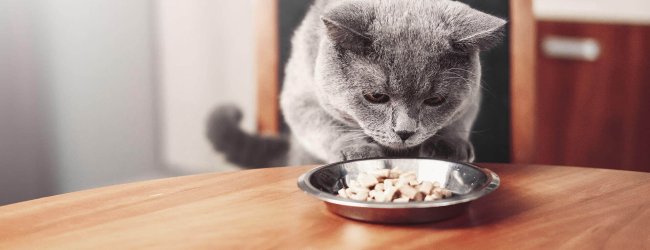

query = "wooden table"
[1,164,649,249]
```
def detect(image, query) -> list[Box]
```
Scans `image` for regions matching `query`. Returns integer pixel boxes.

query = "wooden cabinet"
[535,21,650,171]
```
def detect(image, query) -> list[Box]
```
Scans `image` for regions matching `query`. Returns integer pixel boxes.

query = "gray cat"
[208,0,506,167]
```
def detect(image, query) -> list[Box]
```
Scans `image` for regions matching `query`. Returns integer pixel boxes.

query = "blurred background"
[1,0,648,205]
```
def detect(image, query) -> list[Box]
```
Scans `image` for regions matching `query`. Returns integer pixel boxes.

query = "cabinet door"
[536,21,650,171]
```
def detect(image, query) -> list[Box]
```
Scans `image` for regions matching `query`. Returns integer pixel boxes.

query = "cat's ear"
[451,10,507,52]
[321,3,374,54]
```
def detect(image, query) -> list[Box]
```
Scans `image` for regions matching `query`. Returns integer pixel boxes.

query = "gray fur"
[209,0,505,167]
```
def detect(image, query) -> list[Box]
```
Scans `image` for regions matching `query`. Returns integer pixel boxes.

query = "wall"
[0,0,53,204]
[0,0,167,203]
[38,0,163,193]
[156,0,256,173]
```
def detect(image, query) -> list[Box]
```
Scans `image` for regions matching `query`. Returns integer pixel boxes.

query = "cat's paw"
[333,143,385,162]
[419,136,475,162]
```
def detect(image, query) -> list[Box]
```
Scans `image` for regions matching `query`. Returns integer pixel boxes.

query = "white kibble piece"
[374,191,387,202]
[398,185,418,200]
[351,191,368,201]
[419,181,434,195]
[424,195,434,201]
[349,186,369,194]
[394,197,410,203]
[431,192,443,200]
[395,179,409,189]
[372,169,390,178]
[374,183,384,191]
[408,179,420,186]
[357,174,379,188]
[442,189,453,198]
[432,181,441,187]
[384,179,395,188]
[346,186,369,201]
[388,169,402,178]
[399,172,417,182]
[414,192,425,201]
[384,186,398,201]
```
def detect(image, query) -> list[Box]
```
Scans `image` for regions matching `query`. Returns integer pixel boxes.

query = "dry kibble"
[350,190,368,201]
[346,186,369,201]
[414,192,425,201]
[419,181,434,195]
[372,169,390,179]
[399,172,417,182]
[348,186,369,194]
[408,180,421,186]
[337,168,452,202]
[357,174,379,188]
[384,186,398,201]
[388,168,402,178]
[395,179,408,189]
[373,191,387,202]
[384,179,395,188]
[398,185,418,199]
[394,197,410,203]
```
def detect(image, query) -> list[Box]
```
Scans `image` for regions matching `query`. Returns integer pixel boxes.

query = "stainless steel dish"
[297,158,500,224]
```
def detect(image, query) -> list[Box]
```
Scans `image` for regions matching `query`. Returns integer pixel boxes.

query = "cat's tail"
[206,104,289,168]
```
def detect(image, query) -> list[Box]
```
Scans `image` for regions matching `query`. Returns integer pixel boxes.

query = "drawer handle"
[542,36,601,61]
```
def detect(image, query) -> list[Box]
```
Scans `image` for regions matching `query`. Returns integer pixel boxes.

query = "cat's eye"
[363,93,390,104]
[424,95,446,106]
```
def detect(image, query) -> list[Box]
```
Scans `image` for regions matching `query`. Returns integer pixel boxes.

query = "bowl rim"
[297,157,500,209]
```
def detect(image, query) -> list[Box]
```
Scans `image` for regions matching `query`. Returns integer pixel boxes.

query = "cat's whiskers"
[328,124,365,134]
[339,134,373,145]
[444,68,494,94]
[447,67,479,77]
[334,129,365,133]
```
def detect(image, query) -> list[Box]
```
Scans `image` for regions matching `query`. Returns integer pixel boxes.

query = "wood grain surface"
[536,21,650,172]
[1,164,649,249]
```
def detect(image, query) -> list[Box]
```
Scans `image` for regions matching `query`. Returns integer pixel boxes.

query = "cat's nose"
[395,131,414,141]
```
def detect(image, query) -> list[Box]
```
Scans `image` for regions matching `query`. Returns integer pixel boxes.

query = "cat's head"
[314,0,506,149]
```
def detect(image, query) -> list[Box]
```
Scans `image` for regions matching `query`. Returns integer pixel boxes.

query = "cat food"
[337,168,453,202]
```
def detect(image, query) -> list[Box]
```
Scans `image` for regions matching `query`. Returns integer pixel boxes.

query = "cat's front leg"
[329,135,385,162]
[419,135,475,162]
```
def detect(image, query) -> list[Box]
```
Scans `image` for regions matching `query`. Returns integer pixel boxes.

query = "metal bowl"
[297,158,500,224]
